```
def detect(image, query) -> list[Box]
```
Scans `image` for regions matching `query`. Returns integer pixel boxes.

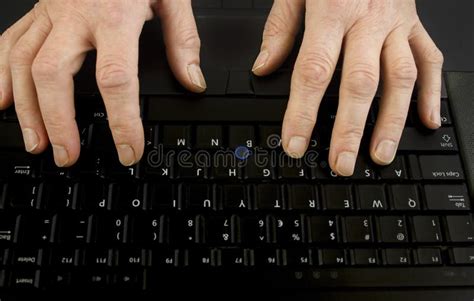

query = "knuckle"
[390,57,418,88]
[97,57,135,90]
[31,55,62,81]
[0,27,14,48]
[344,63,379,99]
[108,119,140,142]
[9,42,36,67]
[286,109,317,129]
[423,46,444,67]
[264,12,292,39]
[295,51,335,91]
[336,123,364,146]
[382,113,408,130]
[176,27,201,50]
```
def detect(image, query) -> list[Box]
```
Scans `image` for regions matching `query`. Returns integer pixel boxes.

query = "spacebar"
[145,97,287,122]
[150,267,474,288]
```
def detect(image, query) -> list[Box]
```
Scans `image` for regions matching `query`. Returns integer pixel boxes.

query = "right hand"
[0,0,206,167]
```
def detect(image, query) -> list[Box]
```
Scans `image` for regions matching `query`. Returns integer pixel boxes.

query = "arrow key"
[114,271,143,290]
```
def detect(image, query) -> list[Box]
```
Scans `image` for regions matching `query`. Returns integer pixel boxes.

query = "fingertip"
[252,50,270,76]
[187,64,207,93]
[284,135,308,159]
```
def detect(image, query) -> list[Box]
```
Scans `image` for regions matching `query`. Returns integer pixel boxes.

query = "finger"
[9,13,51,154]
[95,24,144,166]
[329,30,384,176]
[252,0,304,76]
[370,31,417,166]
[0,9,36,108]
[32,25,91,167]
[155,0,206,93]
[409,22,444,129]
[281,10,345,159]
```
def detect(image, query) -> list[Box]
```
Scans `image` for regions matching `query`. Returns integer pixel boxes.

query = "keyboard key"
[319,249,347,266]
[419,155,464,180]
[113,271,144,290]
[286,249,314,266]
[308,216,339,243]
[228,126,256,149]
[440,101,452,125]
[254,249,284,267]
[252,70,291,97]
[0,123,24,149]
[351,249,379,266]
[343,216,374,243]
[187,249,216,267]
[43,181,78,210]
[389,185,421,210]
[90,215,127,244]
[288,184,318,210]
[205,216,239,245]
[17,214,56,244]
[56,213,91,244]
[384,249,411,266]
[118,249,148,267]
[399,127,458,151]
[274,216,306,244]
[445,215,474,242]
[162,125,191,148]
[243,216,275,244]
[378,216,409,243]
[378,156,408,180]
[220,249,249,267]
[424,185,470,210]
[323,185,353,210]
[412,216,443,243]
[151,249,180,267]
[174,216,205,244]
[352,156,377,180]
[254,184,284,210]
[130,215,168,244]
[0,214,18,243]
[217,185,249,210]
[258,126,281,148]
[50,248,81,267]
[227,71,253,95]
[10,270,41,289]
[450,248,474,265]
[149,184,180,210]
[85,249,115,267]
[417,248,442,266]
[4,182,42,210]
[278,157,308,179]
[357,185,387,210]
[196,126,223,149]
[182,184,215,210]
[112,183,148,211]
[12,249,44,267]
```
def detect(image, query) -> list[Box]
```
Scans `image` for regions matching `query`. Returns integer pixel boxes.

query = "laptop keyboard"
[0,65,473,291]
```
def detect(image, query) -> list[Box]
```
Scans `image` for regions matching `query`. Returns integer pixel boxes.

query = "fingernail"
[187,64,207,91]
[335,152,356,177]
[117,144,137,166]
[374,140,397,165]
[287,136,307,158]
[22,128,39,153]
[52,144,69,168]
[430,108,441,127]
[252,50,269,72]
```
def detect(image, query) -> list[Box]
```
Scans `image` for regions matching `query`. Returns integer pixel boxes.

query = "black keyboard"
[0,67,473,296]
